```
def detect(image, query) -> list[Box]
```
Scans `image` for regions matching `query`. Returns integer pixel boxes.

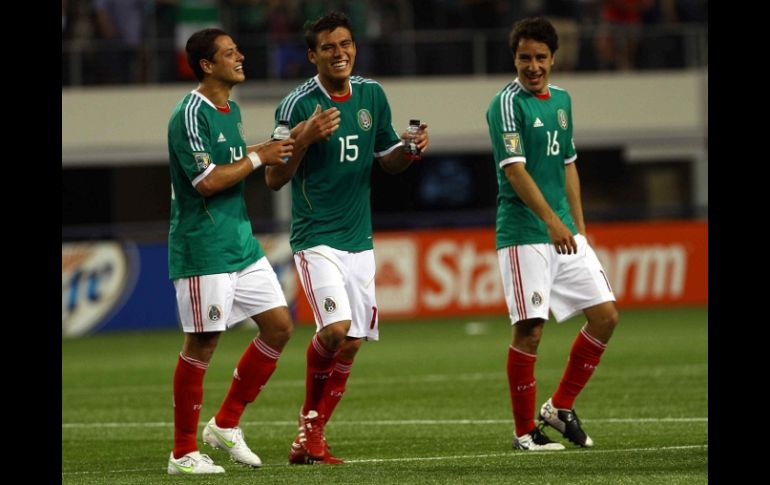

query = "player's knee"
[338,337,364,361]
[319,321,350,350]
[603,309,620,329]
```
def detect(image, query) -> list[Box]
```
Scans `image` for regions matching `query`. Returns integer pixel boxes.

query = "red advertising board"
[295,220,707,322]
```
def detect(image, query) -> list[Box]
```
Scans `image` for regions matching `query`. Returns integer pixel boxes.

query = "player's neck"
[196,82,232,108]
[319,76,350,98]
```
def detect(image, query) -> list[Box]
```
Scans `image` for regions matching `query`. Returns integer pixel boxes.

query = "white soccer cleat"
[167,451,225,474]
[202,417,263,467]
[513,426,566,451]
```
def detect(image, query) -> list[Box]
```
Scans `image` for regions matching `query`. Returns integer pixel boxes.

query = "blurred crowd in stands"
[62,0,707,86]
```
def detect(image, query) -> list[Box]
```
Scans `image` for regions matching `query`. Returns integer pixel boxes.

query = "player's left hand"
[400,123,430,155]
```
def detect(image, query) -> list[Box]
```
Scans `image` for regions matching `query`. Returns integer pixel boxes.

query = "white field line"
[62,444,708,476]
[62,417,708,429]
[62,364,708,395]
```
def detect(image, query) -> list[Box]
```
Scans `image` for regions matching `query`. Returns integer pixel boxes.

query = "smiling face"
[308,26,356,92]
[204,35,245,86]
[513,38,554,94]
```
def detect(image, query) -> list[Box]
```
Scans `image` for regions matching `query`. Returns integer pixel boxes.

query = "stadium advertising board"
[61,221,707,335]
[295,220,708,321]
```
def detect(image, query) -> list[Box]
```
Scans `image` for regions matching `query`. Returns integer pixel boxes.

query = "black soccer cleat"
[539,398,594,447]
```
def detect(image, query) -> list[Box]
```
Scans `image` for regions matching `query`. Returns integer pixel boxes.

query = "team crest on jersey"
[357,109,373,131]
[193,152,211,170]
[531,291,543,307]
[237,122,246,141]
[322,297,337,313]
[208,305,223,322]
[503,132,522,155]
[557,109,568,130]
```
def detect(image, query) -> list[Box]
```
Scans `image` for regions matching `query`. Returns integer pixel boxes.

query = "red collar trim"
[534,91,551,100]
[330,91,351,102]
[216,103,231,113]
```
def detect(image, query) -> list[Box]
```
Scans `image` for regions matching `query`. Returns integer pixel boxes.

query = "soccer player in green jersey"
[265,11,430,464]
[486,17,619,451]
[166,28,298,474]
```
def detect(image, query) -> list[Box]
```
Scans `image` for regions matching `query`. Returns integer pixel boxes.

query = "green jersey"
[276,75,402,253]
[167,90,264,279]
[486,79,578,249]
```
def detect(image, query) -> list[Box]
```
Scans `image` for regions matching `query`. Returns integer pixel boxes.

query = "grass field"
[62,307,708,484]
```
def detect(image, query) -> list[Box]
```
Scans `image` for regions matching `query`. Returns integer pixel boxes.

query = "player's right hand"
[547,221,578,255]
[257,138,295,165]
[301,104,341,143]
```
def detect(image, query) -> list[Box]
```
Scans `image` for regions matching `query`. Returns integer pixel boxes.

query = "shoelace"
[303,417,325,448]
[231,427,244,445]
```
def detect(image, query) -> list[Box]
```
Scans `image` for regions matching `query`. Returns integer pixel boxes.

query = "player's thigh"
[173,273,235,333]
[550,235,615,322]
[231,257,289,327]
[294,246,352,331]
[497,244,552,324]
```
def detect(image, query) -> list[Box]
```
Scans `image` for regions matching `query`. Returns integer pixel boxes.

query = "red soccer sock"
[506,346,537,437]
[215,337,281,429]
[552,328,607,410]
[173,353,208,458]
[302,334,338,416]
[319,359,353,424]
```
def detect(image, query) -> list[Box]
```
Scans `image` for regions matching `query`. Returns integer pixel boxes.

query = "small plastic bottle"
[405,119,421,161]
[272,120,291,161]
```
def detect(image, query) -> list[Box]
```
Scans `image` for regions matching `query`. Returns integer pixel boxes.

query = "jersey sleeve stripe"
[500,83,520,132]
[191,162,216,187]
[564,154,577,164]
[499,156,525,168]
[374,140,404,158]
[184,95,205,152]
[279,79,316,121]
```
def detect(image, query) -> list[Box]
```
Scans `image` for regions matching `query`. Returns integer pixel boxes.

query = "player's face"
[309,27,356,87]
[513,38,554,94]
[205,35,245,85]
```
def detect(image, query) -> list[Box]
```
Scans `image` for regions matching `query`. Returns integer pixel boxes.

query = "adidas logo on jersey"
[533,118,544,128]
[217,132,227,142]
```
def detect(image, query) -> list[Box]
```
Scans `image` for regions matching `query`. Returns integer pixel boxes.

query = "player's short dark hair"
[509,17,559,56]
[186,28,230,81]
[304,11,355,51]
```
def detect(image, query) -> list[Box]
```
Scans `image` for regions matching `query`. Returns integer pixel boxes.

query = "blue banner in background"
[62,242,178,337]
[62,235,298,338]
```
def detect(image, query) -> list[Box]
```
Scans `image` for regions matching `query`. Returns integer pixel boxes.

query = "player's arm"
[377,123,430,174]
[564,162,586,235]
[266,104,341,191]
[503,162,577,255]
[195,140,294,198]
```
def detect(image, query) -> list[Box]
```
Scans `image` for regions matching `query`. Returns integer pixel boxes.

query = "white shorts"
[497,234,615,324]
[173,257,288,333]
[294,245,379,341]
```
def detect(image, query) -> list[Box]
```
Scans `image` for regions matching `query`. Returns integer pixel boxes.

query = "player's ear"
[308,49,317,66]
[200,59,213,75]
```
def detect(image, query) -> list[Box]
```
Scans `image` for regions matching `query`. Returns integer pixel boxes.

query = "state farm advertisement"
[295,220,707,321]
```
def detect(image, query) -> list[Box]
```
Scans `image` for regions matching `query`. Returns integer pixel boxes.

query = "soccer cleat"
[539,398,594,447]
[513,425,566,451]
[298,410,327,460]
[288,432,344,465]
[202,417,262,467]
[167,451,225,474]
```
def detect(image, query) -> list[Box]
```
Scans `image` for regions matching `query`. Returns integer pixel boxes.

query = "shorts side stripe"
[509,246,527,320]
[298,251,323,324]
[189,276,202,332]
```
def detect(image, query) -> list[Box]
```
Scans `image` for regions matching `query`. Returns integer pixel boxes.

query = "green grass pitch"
[62,307,707,484]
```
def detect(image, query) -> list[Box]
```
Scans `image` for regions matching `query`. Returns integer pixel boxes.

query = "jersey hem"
[169,253,261,280]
